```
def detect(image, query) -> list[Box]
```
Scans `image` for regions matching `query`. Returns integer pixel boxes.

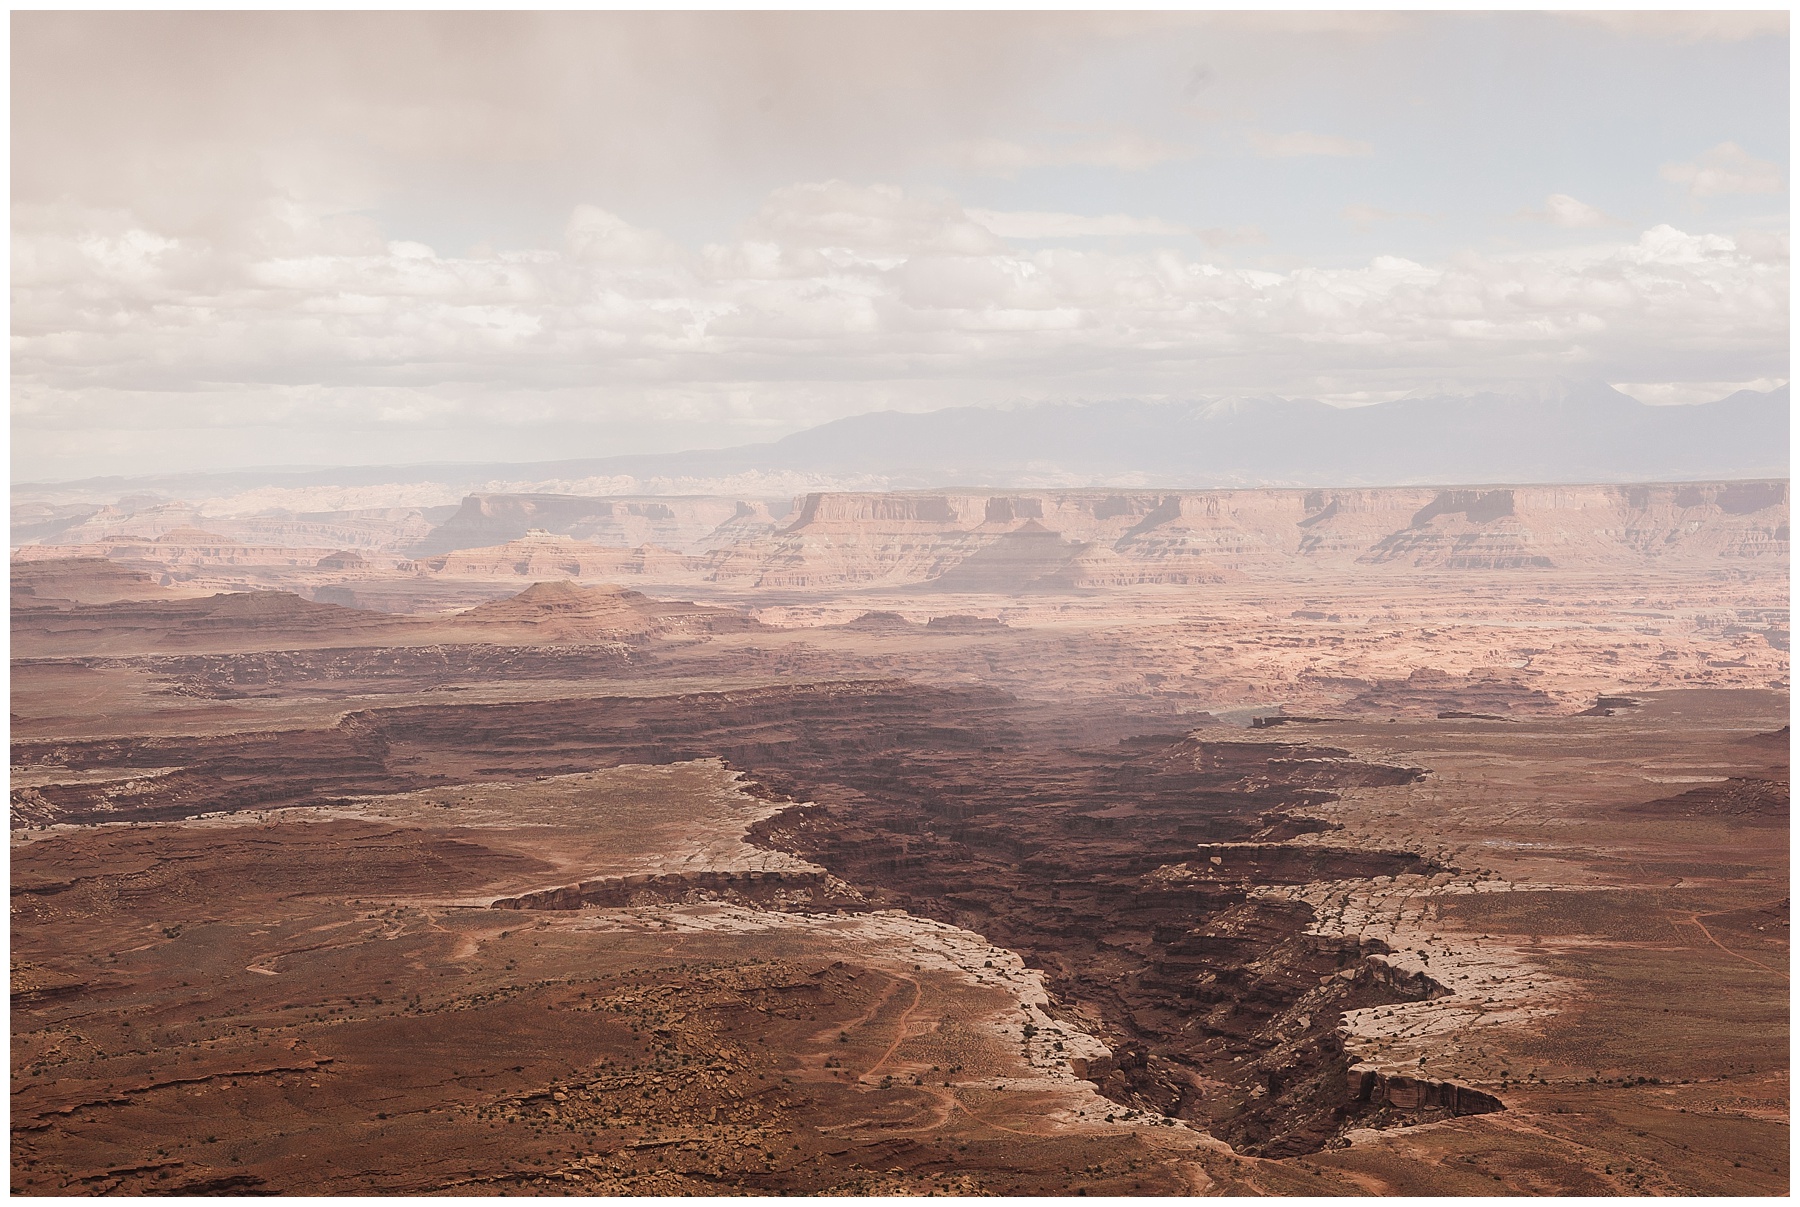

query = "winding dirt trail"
[861,974,923,1079]
[803,969,905,1054]
[951,1097,1057,1138]
[1683,910,1787,978]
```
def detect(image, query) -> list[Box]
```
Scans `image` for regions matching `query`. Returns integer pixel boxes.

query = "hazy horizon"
[10,378,1783,489]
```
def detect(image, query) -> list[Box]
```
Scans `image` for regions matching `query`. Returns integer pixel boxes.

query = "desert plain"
[10,480,1789,1195]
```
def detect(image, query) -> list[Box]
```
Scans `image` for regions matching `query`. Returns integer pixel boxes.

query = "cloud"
[1732,227,1789,262]
[967,210,1191,240]
[12,12,1787,478]
[1248,130,1373,158]
[564,205,686,266]
[1514,193,1617,229]
[739,181,1002,259]
[1660,142,1785,199]
[16,169,1789,478]
[944,133,1193,177]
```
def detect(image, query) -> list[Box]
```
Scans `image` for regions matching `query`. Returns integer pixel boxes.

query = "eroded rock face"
[445,580,761,642]
[10,590,404,657]
[102,644,641,700]
[1347,1065,1504,1116]
[9,558,174,606]
[421,533,705,582]
[10,681,1017,826]
[1622,776,1788,824]
[492,869,864,912]
[15,481,1787,604]
[698,482,1789,588]
[10,669,1476,1154]
[9,470,1790,1195]
[734,733,1463,1155]
[1344,668,1561,717]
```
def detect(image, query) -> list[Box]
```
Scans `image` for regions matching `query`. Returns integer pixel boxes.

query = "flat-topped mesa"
[23,481,1780,598]
[463,578,630,608]
[447,580,759,642]
[783,492,981,528]
[1344,669,1561,717]
[11,589,404,657]
[150,525,237,545]
[14,502,451,554]
[421,530,703,581]
[10,557,178,606]
[708,481,1789,588]
[15,536,357,571]
[12,679,1016,826]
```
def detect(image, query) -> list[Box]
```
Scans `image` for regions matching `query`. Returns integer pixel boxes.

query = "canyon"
[10,479,1788,1195]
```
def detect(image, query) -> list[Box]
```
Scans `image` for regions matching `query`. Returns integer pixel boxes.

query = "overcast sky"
[13,11,1790,481]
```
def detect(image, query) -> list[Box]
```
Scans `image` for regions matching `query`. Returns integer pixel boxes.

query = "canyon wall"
[15,481,1787,600]
[705,481,1790,589]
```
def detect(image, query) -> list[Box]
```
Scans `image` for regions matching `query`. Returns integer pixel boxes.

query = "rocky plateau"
[10,479,1788,1195]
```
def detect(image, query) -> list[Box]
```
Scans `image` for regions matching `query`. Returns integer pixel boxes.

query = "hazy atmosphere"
[12,12,1790,1197]
[13,10,1790,481]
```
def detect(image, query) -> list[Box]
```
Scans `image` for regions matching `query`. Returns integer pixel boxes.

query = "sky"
[12,10,1791,481]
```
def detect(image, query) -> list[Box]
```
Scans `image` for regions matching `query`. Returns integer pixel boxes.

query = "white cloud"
[1248,130,1373,158]
[1660,142,1785,198]
[13,183,1790,477]
[1514,193,1616,228]
[1732,227,1789,262]
[564,205,685,266]
[737,181,1002,261]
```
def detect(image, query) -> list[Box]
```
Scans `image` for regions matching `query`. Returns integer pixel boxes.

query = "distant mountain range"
[705,381,1790,489]
[16,381,1788,507]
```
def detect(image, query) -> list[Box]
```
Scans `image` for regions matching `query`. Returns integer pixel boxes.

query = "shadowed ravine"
[728,730,1505,1156]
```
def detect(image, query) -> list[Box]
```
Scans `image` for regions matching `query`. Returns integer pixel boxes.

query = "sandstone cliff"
[10,557,185,605]
[442,581,761,644]
[420,530,705,581]
[703,481,1788,589]
[16,480,1785,600]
